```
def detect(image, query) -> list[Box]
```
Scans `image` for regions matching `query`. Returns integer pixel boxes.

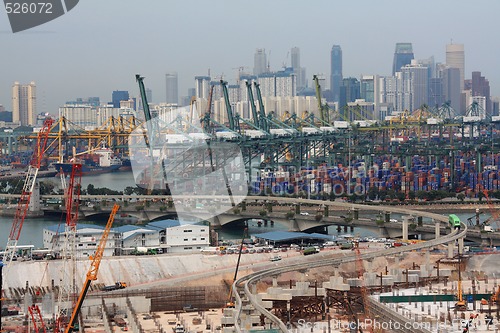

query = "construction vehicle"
[3,117,53,267]
[455,255,467,311]
[103,282,127,292]
[63,204,120,333]
[225,228,248,308]
[481,286,500,305]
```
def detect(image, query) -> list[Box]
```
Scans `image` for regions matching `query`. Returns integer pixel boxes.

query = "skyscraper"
[471,71,491,113]
[291,47,306,89]
[392,43,414,75]
[12,81,36,126]
[330,45,342,102]
[111,90,129,108]
[253,48,267,76]
[440,66,461,115]
[401,61,428,112]
[339,77,360,113]
[165,72,178,104]
[446,43,465,91]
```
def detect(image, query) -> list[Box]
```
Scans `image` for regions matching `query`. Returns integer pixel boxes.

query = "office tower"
[145,88,152,103]
[438,66,461,115]
[446,43,465,91]
[330,45,342,102]
[339,77,360,112]
[291,47,306,89]
[428,78,445,108]
[12,81,36,126]
[195,76,211,99]
[253,48,267,76]
[165,72,178,104]
[392,43,414,75]
[112,90,129,108]
[401,61,428,112]
[471,71,491,113]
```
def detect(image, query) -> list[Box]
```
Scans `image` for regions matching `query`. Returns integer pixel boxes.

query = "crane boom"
[313,75,329,123]
[136,74,159,146]
[253,82,268,132]
[65,204,120,333]
[245,81,260,127]
[220,80,236,131]
[4,117,53,267]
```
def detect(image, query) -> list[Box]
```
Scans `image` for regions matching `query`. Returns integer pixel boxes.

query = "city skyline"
[1,0,499,115]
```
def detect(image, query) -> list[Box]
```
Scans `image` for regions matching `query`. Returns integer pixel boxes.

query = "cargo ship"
[53,147,122,175]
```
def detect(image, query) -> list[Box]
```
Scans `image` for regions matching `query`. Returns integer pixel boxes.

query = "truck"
[303,247,318,256]
[103,282,127,291]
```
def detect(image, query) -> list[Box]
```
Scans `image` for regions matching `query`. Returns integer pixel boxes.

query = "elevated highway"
[231,201,467,333]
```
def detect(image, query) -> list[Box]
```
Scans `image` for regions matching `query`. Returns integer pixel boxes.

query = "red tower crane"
[28,304,47,333]
[54,163,83,333]
[3,117,54,267]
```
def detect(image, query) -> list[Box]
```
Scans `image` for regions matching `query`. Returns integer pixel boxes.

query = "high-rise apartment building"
[253,48,267,76]
[165,72,179,105]
[195,76,211,99]
[392,43,414,75]
[330,45,342,102]
[446,43,465,92]
[12,81,36,126]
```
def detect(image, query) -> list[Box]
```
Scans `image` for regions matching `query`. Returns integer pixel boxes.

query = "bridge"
[35,194,500,246]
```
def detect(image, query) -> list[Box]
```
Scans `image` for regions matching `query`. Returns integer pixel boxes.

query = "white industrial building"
[114,225,159,251]
[43,219,210,257]
[43,223,116,257]
[147,220,210,253]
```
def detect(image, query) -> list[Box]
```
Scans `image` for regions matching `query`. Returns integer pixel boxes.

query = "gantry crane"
[63,204,120,333]
[3,117,53,268]
[220,80,238,132]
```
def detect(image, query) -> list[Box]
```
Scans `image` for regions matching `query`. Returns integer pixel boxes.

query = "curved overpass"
[232,200,467,333]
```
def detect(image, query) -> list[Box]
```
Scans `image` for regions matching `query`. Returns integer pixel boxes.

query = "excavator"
[481,286,500,305]
[225,227,248,308]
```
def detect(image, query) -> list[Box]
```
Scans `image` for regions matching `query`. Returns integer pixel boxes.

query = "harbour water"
[0,171,487,250]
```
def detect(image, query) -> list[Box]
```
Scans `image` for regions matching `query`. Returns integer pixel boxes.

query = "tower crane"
[64,204,120,333]
[55,163,83,333]
[3,117,54,268]
[28,304,47,333]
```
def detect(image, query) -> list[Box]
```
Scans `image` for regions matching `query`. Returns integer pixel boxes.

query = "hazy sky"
[1,0,499,115]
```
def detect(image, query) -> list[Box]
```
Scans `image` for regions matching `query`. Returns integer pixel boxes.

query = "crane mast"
[4,117,53,267]
[55,163,83,333]
[65,204,120,333]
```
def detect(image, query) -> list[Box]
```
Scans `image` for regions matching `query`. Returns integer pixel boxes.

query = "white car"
[389,218,398,223]
[300,212,310,216]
